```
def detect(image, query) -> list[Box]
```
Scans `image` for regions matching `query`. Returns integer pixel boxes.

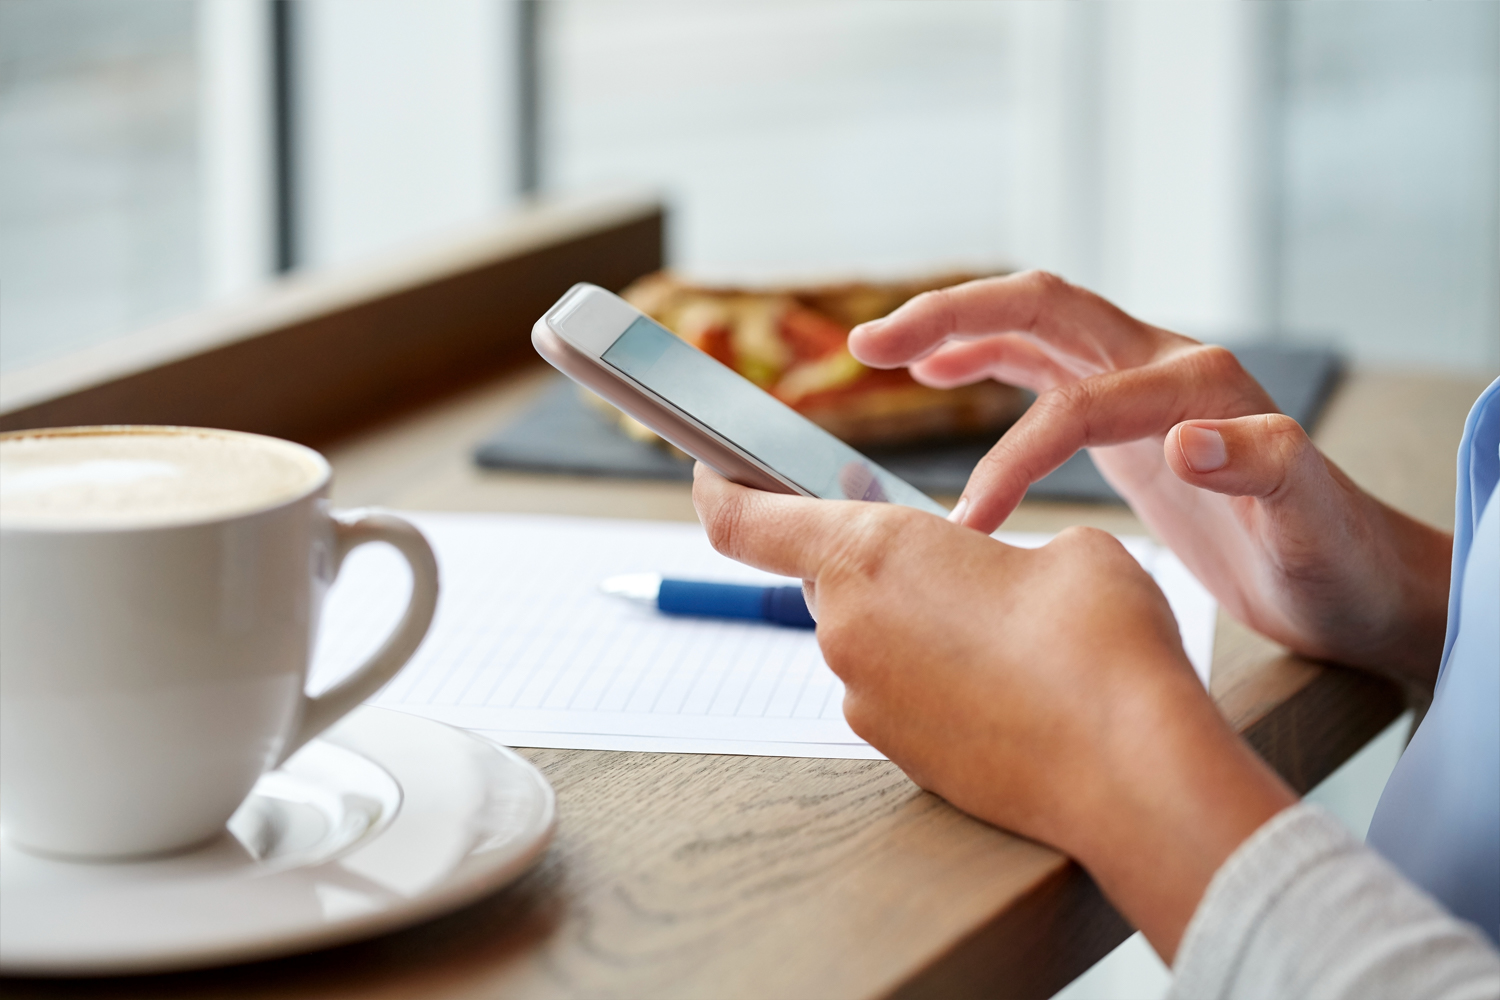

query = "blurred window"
[292,0,517,270]
[0,0,518,376]
[0,0,201,372]
[1,1,1495,380]
[1279,1,1500,369]
[542,0,1015,281]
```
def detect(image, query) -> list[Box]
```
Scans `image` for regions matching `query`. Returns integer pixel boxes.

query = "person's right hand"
[849,272,1452,688]
[692,464,1296,963]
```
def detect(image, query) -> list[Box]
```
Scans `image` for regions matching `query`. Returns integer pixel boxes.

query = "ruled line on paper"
[310,513,1215,758]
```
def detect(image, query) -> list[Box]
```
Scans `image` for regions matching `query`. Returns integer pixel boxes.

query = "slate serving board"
[475,345,1342,504]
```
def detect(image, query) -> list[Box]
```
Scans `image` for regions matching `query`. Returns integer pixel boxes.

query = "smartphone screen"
[601,316,946,514]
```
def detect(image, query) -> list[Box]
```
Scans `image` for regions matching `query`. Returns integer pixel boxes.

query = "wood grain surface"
[1,367,1490,1000]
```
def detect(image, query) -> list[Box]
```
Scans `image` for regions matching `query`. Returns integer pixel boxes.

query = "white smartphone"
[532,283,947,515]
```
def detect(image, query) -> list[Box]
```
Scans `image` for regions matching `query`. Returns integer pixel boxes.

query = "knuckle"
[1019,269,1070,301]
[1190,344,1247,382]
[826,505,920,583]
[1257,412,1312,465]
[1048,525,1135,574]
[971,441,1011,480]
[701,491,750,560]
[970,386,1088,489]
[819,618,861,671]
[817,610,847,647]
[1051,524,1114,551]
[1182,345,1278,413]
[1037,379,1096,428]
[973,437,1035,496]
[909,286,959,337]
[840,690,879,744]
[1259,412,1305,440]
[1179,345,1259,403]
[967,446,1025,506]
[813,509,933,658]
[1018,270,1073,322]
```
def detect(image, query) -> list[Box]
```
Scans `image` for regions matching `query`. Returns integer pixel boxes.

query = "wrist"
[1317,496,1453,689]
[1060,669,1295,962]
[1380,509,1452,691]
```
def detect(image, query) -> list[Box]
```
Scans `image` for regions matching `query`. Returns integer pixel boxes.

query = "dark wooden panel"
[890,861,1132,1000]
[1240,657,1407,796]
[0,210,663,448]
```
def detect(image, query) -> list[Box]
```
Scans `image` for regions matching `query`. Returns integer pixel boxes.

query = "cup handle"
[276,509,440,764]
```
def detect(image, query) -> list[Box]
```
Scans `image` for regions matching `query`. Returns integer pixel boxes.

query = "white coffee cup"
[0,426,439,859]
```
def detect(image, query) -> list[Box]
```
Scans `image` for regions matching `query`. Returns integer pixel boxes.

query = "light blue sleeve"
[1367,376,1500,946]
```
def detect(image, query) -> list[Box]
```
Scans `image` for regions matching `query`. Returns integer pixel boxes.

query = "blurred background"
[2,0,1496,375]
[0,3,1496,996]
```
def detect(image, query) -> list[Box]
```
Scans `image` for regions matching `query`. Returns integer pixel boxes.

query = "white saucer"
[0,707,556,976]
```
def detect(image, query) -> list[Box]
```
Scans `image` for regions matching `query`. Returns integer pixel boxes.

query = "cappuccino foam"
[0,428,326,528]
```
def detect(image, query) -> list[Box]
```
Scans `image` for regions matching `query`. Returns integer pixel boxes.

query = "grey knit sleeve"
[1169,803,1500,1000]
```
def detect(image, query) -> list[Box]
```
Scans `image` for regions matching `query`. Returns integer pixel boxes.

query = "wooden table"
[5,367,1490,1000]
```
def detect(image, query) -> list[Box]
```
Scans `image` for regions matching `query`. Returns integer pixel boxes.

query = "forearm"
[1056,672,1297,963]
[1171,803,1500,1000]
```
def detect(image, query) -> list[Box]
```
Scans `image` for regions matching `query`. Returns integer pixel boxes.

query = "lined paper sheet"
[311,513,1216,759]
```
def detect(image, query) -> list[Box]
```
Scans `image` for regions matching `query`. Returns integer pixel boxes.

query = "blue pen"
[600,573,816,629]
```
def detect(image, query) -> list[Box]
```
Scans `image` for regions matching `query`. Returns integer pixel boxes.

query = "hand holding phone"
[533,284,947,515]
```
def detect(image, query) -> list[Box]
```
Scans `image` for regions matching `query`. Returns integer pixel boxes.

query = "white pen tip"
[599,572,663,604]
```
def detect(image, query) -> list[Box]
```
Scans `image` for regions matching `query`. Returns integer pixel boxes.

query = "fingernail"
[1180,425,1227,473]
[947,496,970,524]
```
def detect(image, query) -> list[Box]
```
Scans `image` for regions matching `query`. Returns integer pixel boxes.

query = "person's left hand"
[691,463,1294,961]
[844,271,1451,688]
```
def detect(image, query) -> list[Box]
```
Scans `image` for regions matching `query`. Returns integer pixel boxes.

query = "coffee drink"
[0,426,438,859]
[0,427,323,527]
